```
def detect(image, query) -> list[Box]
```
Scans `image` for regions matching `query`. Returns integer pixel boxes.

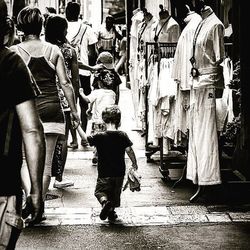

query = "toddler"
[74,105,138,222]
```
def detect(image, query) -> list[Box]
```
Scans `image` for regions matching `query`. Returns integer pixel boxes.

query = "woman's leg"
[42,134,59,201]
[54,112,74,188]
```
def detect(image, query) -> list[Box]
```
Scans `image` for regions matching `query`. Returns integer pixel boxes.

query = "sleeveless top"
[16,44,65,134]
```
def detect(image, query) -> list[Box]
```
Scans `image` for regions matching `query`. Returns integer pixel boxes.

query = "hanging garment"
[137,58,147,128]
[223,57,234,123]
[174,87,190,140]
[216,57,234,131]
[129,10,144,128]
[155,58,176,139]
[147,61,159,144]
[157,58,176,101]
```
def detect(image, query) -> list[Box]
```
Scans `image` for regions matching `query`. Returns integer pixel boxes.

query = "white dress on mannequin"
[186,6,225,186]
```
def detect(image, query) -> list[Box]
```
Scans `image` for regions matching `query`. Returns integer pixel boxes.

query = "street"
[16,223,250,250]
[16,79,250,249]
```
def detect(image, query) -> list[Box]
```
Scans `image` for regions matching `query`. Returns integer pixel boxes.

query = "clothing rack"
[144,42,186,180]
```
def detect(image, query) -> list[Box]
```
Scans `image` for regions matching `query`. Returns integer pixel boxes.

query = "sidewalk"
[41,77,250,227]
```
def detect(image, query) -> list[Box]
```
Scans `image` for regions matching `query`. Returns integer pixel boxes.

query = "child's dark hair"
[102,105,121,128]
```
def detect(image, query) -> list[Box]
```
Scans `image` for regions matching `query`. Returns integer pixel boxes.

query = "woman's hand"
[91,64,104,72]
[70,111,80,126]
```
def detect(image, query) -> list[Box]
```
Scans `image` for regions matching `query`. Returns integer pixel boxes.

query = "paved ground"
[17,223,250,250]
[31,78,250,227]
[16,77,250,249]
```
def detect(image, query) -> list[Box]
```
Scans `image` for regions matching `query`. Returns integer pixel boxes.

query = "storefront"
[126,0,250,184]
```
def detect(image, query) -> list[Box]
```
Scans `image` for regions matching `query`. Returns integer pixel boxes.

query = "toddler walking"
[74,105,138,222]
[79,56,117,164]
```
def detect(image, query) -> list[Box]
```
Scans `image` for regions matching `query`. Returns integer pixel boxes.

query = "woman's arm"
[70,48,80,101]
[72,121,88,144]
[78,61,104,72]
[55,47,79,122]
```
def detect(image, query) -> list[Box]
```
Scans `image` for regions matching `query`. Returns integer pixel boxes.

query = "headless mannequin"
[188,1,224,202]
[153,4,180,43]
[154,5,170,42]
[138,9,154,52]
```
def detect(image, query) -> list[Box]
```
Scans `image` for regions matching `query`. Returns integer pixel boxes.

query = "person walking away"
[3,11,42,209]
[74,105,138,222]
[92,51,122,105]
[0,0,45,247]
[115,25,127,76]
[45,14,79,188]
[79,56,117,165]
[96,15,122,60]
[65,1,98,147]
[11,6,80,220]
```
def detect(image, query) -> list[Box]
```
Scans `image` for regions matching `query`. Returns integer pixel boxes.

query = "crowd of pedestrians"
[0,1,138,249]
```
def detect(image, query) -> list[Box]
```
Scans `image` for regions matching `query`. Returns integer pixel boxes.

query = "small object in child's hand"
[123,167,141,192]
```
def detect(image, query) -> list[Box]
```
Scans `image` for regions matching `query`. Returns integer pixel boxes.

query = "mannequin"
[186,1,225,202]
[151,4,180,43]
[172,4,202,143]
[135,8,157,130]
[129,8,143,129]
[137,8,156,54]
[172,4,202,91]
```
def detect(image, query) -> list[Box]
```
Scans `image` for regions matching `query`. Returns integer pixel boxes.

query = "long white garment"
[187,87,221,185]
[223,57,234,123]
[129,10,143,128]
[186,6,225,186]
[147,61,159,144]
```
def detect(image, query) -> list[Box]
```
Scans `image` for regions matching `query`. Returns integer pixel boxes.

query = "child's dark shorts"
[94,177,124,207]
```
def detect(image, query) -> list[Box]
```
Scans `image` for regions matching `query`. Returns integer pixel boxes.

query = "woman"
[45,14,79,188]
[11,6,80,219]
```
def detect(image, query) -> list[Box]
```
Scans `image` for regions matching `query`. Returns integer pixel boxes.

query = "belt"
[198,66,223,75]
